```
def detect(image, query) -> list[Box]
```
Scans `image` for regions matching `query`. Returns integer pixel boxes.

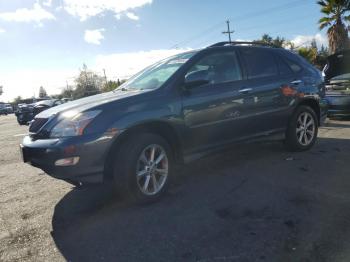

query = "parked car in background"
[32,99,63,116]
[15,103,34,125]
[16,99,63,125]
[323,49,350,117]
[21,42,327,203]
[61,98,72,103]
[5,104,13,114]
[0,104,7,115]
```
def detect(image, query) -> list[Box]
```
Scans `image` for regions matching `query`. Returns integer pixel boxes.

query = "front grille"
[29,118,48,133]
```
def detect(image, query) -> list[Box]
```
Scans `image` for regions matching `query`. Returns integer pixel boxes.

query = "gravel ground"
[1,114,350,262]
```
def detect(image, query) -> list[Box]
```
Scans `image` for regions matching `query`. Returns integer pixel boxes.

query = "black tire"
[113,133,173,204]
[17,118,23,125]
[285,105,318,152]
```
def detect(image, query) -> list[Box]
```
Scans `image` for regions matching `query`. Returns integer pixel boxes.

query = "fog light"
[55,157,79,166]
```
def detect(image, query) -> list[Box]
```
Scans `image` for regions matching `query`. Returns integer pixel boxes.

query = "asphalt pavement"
[1,114,350,262]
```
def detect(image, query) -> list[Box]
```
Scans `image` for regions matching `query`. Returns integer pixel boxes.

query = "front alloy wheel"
[136,144,169,196]
[113,133,173,203]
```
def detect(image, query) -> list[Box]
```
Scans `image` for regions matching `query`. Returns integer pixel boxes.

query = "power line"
[169,0,309,49]
[169,21,224,49]
[228,0,307,23]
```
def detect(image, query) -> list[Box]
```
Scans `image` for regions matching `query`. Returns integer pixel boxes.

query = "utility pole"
[222,20,234,43]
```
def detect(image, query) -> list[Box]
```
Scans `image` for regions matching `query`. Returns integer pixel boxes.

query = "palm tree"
[318,0,350,54]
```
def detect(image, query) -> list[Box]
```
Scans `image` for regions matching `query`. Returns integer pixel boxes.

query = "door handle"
[290,80,302,85]
[238,88,252,93]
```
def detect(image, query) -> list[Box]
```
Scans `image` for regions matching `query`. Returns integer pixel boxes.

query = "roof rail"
[208,41,279,48]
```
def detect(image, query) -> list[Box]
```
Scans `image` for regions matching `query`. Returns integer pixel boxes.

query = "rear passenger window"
[241,49,278,79]
[284,58,302,73]
[277,57,293,75]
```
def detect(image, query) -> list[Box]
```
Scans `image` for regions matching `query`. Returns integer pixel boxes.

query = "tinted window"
[186,51,242,85]
[277,56,293,75]
[241,49,278,79]
[284,58,302,73]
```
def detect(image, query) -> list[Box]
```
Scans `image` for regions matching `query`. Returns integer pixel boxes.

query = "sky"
[0,0,328,102]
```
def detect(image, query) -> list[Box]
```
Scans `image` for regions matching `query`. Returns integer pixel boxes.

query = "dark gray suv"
[21,42,328,202]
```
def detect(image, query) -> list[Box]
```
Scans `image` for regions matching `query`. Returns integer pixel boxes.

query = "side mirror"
[184,70,210,88]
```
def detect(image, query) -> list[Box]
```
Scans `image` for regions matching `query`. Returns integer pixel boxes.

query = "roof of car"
[207,41,280,49]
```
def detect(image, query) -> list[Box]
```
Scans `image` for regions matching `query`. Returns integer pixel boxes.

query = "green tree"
[14,96,22,105]
[284,40,296,51]
[38,86,47,98]
[102,80,119,92]
[73,64,103,99]
[310,38,318,49]
[254,34,285,47]
[61,86,74,98]
[261,34,273,44]
[318,0,350,54]
[319,44,330,56]
[298,47,318,64]
[272,36,286,48]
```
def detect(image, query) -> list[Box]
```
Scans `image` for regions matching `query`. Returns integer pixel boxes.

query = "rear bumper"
[21,133,115,184]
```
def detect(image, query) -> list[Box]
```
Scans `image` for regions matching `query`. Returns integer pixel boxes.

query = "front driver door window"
[181,50,249,154]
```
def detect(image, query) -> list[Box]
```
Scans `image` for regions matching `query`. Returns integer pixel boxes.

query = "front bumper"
[21,133,115,184]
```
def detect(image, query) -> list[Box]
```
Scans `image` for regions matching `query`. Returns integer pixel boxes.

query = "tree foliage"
[14,96,22,104]
[318,0,350,54]
[254,34,286,47]
[102,80,119,92]
[102,79,126,92]
[38,86,47,98]
[298,47,318,64]
[73,64,104,99]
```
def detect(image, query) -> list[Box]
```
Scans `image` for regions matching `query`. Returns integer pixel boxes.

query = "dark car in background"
[15,103,34,125]
[21,42,327,203]
[323,49,350,117]
[0,104,8,115]
[16,99,63,125]
[4,104,13,114]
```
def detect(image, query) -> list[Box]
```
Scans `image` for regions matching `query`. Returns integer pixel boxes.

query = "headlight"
[50,110,101,138]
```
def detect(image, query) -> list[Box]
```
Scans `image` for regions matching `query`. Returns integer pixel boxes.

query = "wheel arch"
[296,98,320,125]
[103,121,184,182]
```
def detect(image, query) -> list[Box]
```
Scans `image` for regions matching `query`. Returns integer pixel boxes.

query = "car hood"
[324,49,350,82]
[36,89,146,119]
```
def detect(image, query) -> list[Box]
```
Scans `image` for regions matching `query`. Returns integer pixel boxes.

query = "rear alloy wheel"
[113,133,173,203]
[295,112,316,147]
[285,105,318,151]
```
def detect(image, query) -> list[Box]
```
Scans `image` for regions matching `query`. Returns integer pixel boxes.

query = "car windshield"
[118,51,197,91]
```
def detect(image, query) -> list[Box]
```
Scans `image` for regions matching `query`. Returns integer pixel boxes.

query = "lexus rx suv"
[20,42,327,202]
